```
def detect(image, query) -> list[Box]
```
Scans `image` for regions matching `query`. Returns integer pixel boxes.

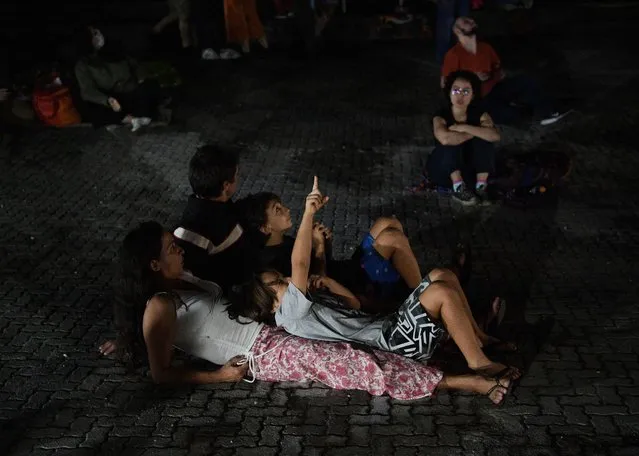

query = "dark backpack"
[489,150,572,208]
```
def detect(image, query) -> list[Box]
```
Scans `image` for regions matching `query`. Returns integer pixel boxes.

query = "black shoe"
[452,183,477,206]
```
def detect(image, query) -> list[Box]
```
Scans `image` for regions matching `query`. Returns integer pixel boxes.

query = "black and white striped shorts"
[381,277,446,361]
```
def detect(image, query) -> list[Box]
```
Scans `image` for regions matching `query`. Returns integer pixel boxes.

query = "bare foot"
[472,361,521,380]
[473,375,511,405]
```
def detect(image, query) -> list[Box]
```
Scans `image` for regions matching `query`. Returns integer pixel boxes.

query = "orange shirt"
[441,41,502,97]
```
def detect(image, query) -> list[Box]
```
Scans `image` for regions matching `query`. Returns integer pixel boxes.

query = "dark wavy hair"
[226,272,281,326]
[235,192,281,246]
[442,70,483,104]
[113,221,169,367]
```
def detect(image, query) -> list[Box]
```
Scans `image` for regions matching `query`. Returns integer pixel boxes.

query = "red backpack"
[32,74,81,127]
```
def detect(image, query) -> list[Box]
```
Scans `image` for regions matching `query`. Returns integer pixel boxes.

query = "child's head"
[236,192,293,239]
[189,145,240,200]
[227,270,289,324]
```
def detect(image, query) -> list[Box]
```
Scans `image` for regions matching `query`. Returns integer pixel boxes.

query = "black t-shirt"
[258,236,296,276]
[177,195,258,292]
[434,104,484,145]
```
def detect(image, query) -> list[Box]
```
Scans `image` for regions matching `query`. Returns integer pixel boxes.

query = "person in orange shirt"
[441,17,569,126]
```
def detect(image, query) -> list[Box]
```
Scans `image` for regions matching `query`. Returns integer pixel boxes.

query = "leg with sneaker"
[224,0,267,53]
[486,74,568,126]
[470,137,496,201]
[427,142,477,205]
[192,0,242,60]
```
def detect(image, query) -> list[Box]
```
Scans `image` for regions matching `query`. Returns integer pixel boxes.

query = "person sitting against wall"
[74,26,165,131]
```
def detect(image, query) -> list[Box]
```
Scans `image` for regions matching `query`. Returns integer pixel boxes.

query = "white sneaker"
[540,109,572,126]
[219,48,242,60]
[201,48,220,60]
[131,117,151,132]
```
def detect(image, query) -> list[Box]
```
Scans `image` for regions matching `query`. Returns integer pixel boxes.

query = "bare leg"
[418,281,519,378]
[178,19,192,48]
[369,217,422,289]
[428,268,488,342]
[429,268,515,351]
[153,12,179,34]
[438,374,510,405]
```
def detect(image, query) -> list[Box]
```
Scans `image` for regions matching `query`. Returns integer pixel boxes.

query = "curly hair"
[113,221,169,367]
[442,70,483,104]
[235,192,281,246]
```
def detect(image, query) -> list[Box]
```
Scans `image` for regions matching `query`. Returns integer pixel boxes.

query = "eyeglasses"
[451,88,472,97]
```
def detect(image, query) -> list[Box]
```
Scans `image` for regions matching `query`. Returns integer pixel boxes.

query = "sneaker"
[452,183,478,206]
[131,117,151,132]
[540,109,572,126]
[219,48,242,60]
[201,48,220,60]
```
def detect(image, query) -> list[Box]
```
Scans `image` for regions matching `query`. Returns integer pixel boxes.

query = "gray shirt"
[275,283,389,350]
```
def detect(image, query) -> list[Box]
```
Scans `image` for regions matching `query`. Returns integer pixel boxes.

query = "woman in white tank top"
[102,221,513,403]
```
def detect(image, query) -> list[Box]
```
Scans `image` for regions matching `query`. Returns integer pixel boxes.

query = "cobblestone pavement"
[2,3,639,455]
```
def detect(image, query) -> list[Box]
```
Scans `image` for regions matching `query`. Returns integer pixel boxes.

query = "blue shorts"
[359,233,401,290]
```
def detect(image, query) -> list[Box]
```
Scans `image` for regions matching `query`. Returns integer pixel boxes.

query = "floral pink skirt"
[251,326,443,401]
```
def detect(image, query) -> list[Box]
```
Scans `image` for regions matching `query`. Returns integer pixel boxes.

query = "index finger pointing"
[312,176,319,191]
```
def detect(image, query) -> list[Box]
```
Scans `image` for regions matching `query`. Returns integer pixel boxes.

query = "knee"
[374,227,409,250]
[420,281,458,306]
[428,268,459,285]
[370,216,403,237]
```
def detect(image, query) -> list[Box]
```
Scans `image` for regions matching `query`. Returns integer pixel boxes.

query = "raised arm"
[291,176,328,294]
[433,116,473,146]
[143,296,247,384]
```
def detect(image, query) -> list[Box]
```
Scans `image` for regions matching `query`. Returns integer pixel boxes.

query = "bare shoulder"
[145,294,177,322]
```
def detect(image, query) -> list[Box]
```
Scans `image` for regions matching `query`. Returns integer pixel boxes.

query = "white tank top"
[170,272,264,365]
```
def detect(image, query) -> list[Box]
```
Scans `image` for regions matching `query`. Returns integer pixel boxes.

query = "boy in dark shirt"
[236,192,425,313]
[174,145,256,292]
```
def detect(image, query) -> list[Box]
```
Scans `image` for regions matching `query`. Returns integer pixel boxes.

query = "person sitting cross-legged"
[428,70,500,206]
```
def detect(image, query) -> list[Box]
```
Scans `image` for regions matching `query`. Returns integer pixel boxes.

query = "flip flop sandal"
[474,364,520,380]
[485,375,515,406]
